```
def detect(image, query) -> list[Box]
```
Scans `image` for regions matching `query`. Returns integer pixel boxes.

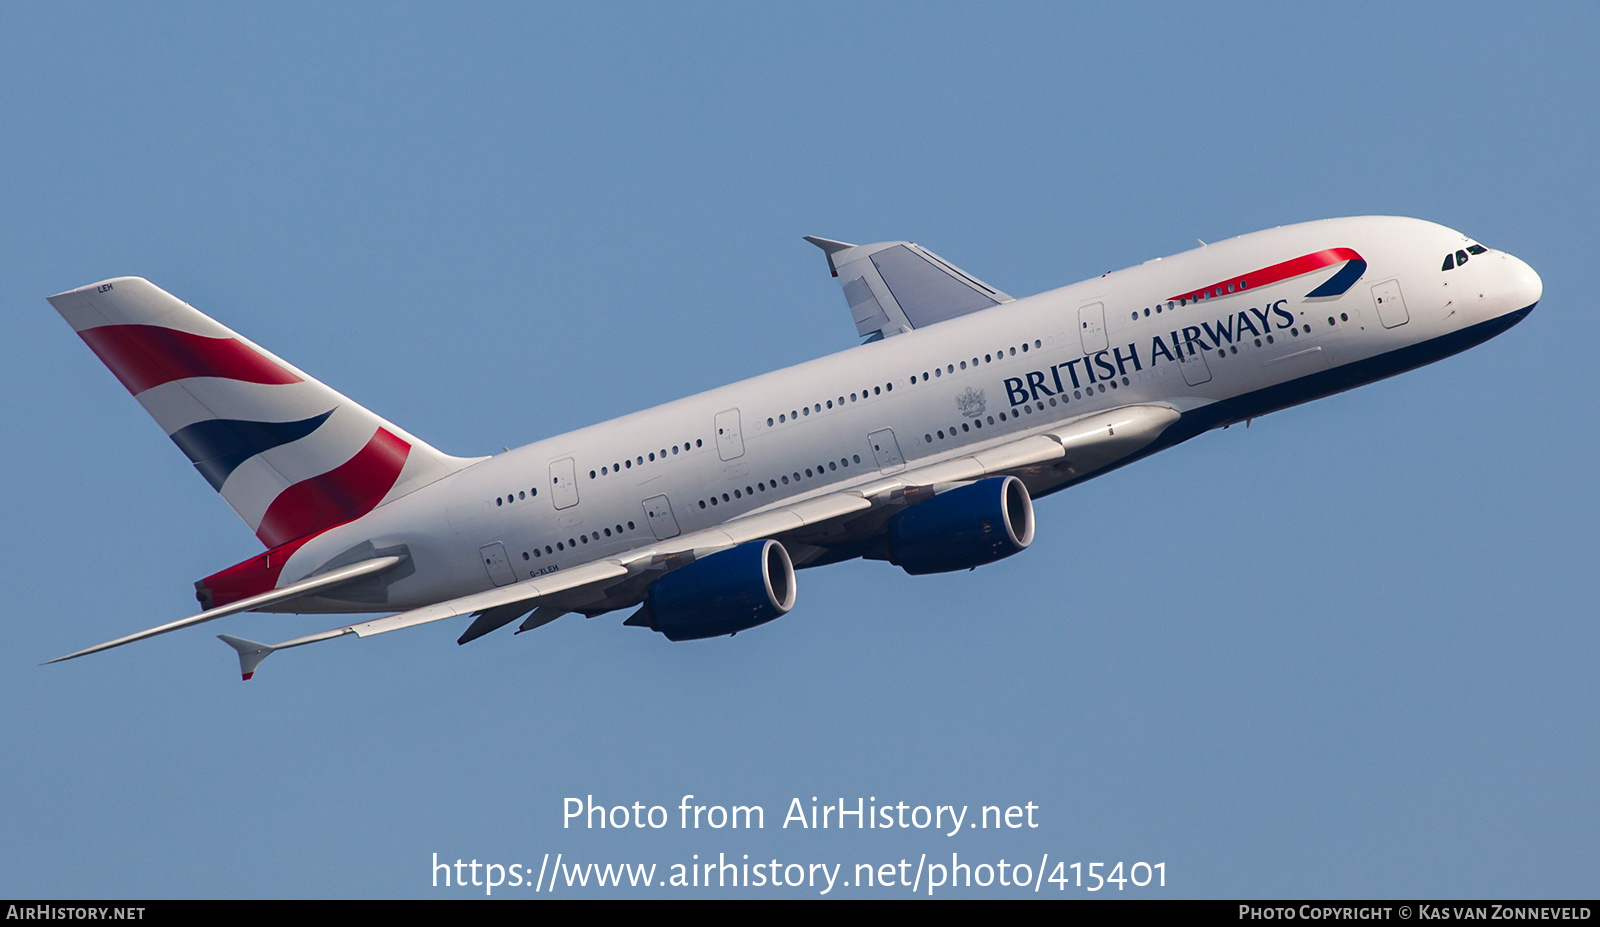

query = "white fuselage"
[276,216,1541,614]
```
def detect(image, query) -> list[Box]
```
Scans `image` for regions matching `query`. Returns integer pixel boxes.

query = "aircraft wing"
[842,402,1182,495]
[44,554,407,666]
[214,494,881,678]
[805,237,1014,340]
[215,403,1180,679]
[216,556,631,678]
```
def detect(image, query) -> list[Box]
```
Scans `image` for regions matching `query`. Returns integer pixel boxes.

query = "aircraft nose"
[1504,252,1542,311]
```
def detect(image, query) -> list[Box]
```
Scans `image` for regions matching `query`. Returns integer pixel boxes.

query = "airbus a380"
[45,216,1541,679]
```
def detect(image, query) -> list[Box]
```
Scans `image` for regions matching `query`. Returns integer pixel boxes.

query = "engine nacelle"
[886,475,1035,575]
[643,539,798,641]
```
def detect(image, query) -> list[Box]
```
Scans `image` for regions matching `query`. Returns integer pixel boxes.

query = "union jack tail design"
[48,277,482,548]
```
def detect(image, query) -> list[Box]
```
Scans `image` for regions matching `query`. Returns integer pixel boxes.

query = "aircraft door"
[479,542,517,586]
[1179,339,1213,386]
[715,409,745,461]
[1371,280,1409,328]
[549,457,579,510]
[642,494,682,540]
[1079,302,1108,354]
[868,427,905,473]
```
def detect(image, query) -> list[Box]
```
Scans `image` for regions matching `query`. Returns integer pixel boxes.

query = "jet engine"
[885,475,1035,575]
[635,539,797,641]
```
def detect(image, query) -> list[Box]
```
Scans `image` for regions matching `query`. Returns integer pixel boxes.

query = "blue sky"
[1,3,1594,898]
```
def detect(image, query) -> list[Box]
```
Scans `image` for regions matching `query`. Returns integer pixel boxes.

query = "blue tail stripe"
[170,410,335,491]
[1305,258,1367,298]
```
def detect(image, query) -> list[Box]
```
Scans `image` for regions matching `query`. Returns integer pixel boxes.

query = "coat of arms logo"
[956,387,986,419]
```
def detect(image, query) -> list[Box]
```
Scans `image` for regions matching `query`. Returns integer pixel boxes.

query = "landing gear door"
[868,428,905,473]
[549,457,579,510]
[643,494,681,540]
[715,408,744,461]
[1371,280,1409,329]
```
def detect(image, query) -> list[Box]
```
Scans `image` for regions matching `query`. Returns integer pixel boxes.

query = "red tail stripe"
[78,324,301,395]
[198,535,315,609]
[1167,248,1362,303]
[254,428,411,547]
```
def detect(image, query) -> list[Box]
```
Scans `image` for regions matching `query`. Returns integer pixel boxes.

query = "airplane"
[42,216,1542,680]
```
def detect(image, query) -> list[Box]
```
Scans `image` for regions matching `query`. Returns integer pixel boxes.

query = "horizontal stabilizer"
[806,238,1013,340]
[44,554,405,665]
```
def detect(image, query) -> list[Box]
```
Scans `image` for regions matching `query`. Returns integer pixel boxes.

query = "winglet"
[43,554,405,667]
[218,635,274,681]
[806,238,1013,340]
[216,626,354,680]
[803,236,856,277]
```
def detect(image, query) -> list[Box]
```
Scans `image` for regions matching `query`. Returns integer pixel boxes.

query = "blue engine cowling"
[644,539,798,641]
[886,475,1035,575]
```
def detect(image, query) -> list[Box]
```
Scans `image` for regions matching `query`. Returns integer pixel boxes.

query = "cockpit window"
[1442,243,1489,271]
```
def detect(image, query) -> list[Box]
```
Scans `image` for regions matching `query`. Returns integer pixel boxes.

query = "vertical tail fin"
[48,277,483,547]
